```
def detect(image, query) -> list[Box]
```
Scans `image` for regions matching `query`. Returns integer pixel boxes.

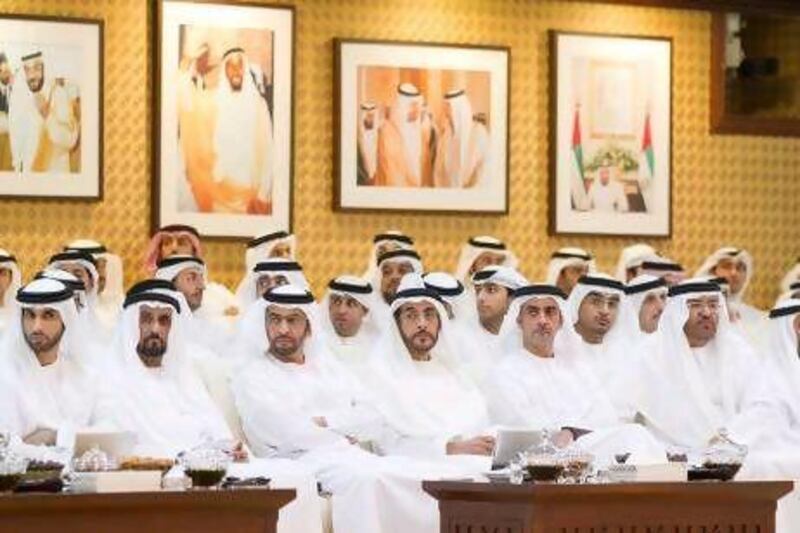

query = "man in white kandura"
[154,255,234,356]
[362,230,415,281]
[232,284,460,533]
[370,248,423,325]
[695,247,766,344]
[433,89,490,189]
[484,283,665,466]
[633,279,798,479]
[0,249,22,335]
[48,250,109,339]
[454,235,519,288]
[144,224,239,321]
[614,243,657,282]
[374,83,429,188]
[471,265,528,363]
[64,239,125,329]
[107,287,323,533]
[546,247,595,296]
[234,258,309,311]
[212,47,273,214]
[625,274,668,336]
[319,275,381,380]
[587,167,628,213]
[367,274,495,465]
[9,51,79,173]
[0,279,113,457]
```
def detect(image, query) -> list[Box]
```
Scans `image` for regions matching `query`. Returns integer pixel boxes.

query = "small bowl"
[688,462,742,482]
[0,473,23,493]
[525,463,564,482]
[185,468,227,489]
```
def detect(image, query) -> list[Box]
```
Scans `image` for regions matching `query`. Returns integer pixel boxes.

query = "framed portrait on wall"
[154,1,294,238]
[0,15,103,199]
[550,31,672,237]
[334,39,509,213]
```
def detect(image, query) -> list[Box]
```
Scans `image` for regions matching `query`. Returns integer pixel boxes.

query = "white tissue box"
[71,470,163,493]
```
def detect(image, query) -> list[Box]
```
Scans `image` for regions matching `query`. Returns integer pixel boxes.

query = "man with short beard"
[107,288,233,455]
[484,284,664,466]
[154,255,231,357]
[0,278,114,451]
[633,279,795,477]
[9,50,79,172]
[367,275,495,461]
[143,224,238,320]
[107,287,324,533]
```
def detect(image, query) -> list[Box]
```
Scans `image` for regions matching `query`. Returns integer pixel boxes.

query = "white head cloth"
[362,230,415,280]
[64,239,124,302]
[636,278,766,446]
[243,231,297,272]
[319,275,381,343]
[439,89,475,188]
[694,247,754,303]
[454,236,519,285]
[625,274,668,335]
[154,255,207,283]
[422,271,467,317]
[48,250,100,302]
[0,249,22,327]
[567,273,630,337]
[0,279,98,435]
[763,299,800,425]
[776,282,800,305]
[497,283,580,357]
[358,102,381,180]
[566,273,635,380]
[614,243,657,282]
[369,248,424,299]
[472,265,528,291]
[636,256,686,286]
[366,282,489,439]
[545,247,596,285]
[389,83,423,183]
[108,289,230,456]
[234,258,309,310]
[779,259,800,295]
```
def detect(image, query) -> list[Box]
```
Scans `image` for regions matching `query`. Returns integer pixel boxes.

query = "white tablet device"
[491,428,542,469]
[73,431,137,459]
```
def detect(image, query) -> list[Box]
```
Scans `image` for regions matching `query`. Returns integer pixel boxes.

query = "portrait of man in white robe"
[8,49,80,174]
[175,27,274,215]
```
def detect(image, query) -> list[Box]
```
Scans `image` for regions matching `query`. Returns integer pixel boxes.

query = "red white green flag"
[641,111,654,178]
[571,107,584,181]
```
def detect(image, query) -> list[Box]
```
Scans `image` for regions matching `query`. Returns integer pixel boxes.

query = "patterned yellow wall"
[0,0,798,309]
